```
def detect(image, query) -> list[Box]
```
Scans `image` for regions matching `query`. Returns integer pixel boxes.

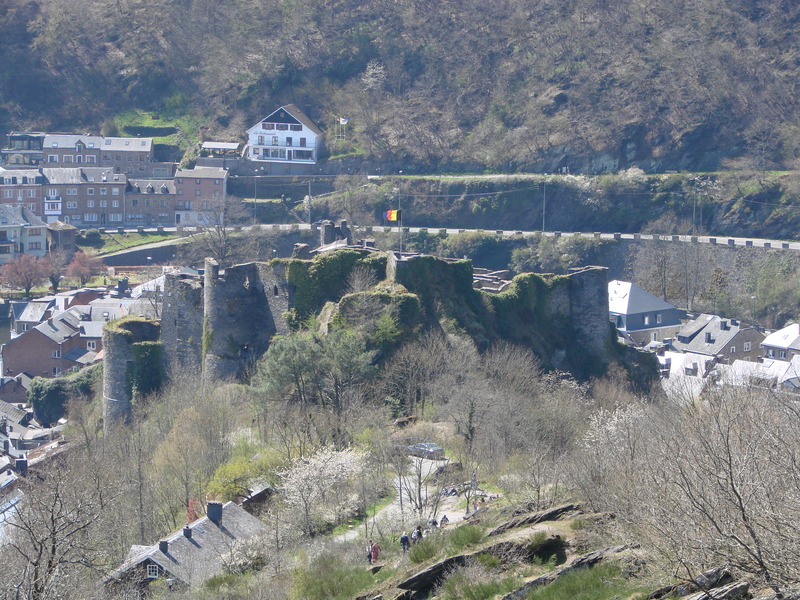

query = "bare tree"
[183,195,255,268]
[1,254,47,296]
[65,251,104,287]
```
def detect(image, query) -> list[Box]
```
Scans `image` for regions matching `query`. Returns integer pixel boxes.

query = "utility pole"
[542,180,546,232]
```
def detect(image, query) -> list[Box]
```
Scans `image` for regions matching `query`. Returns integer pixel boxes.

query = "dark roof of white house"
[608,280,676,315]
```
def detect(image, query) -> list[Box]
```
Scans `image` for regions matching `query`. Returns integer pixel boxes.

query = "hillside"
[2,0,800,172]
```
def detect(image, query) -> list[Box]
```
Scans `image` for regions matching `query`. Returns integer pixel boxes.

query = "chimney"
[705,332,712,343]
[158,540,169,554]
[14,457,27,477]
[207,501,223,526]
[721,320,728,330]
[183,526,192,539]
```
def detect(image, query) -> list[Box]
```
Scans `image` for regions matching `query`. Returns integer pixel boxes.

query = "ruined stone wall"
[202,259,290,380]
[564,266,611,358]
[102,318,160,434]
[161,273,204,371]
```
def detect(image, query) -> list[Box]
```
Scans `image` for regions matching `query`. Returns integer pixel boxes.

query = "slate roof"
[174,166,227,180]
[0,399,28,424]
[16,298,54,324]
[63,347,98,365]
[47,220,77,231]
[672,314,755,356]
[761,323,800,351]
[0,205,46,228]
[105,502,269,588]
[608,280,676,315]
[128,179,175,194]
[250,104,323,136]
[43,134,152,152]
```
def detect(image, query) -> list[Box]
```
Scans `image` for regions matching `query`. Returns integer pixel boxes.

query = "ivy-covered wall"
[28,363,102,426]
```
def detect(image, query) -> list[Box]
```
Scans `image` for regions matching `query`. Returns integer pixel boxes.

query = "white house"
[245,105,322,168]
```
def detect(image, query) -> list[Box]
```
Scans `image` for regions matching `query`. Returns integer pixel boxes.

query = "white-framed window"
[177,189,184,195]
[87,188,94,195]
[63,155,73,163]
[744,342,752,352]
[177,178,183,184]
[100,188,107,195]
[87,341,96,350]
[780,350,787,359]
[147,564,159,579]
[86,155,96,163]
[643,315,650,326]
[109,213,123,222]
[112,200,119,208]
[201,201,210,210]
[730,346,736,354]
[28,242,41,250]
[656,313,662,324]
[99,200,107,208]
[195,190,201,196]
[53,367,62,376]
[112,187,120,195]
[2,190,10,199]
[26,189,36,198]
[87,200,95,208]
[48,155,58,163]
[47,189,57,197]
[66,201,77,209]
[28,228,41,236]
[84,213,98,222]
[768,348,775,358]
[272,136,279,146]
[52,350,61,358]
[48,202,63,211]
[651,332,657,341]
[27,203,35,212]
[290,124,302,131]
[214,179,220,185]
[67,188,77,196]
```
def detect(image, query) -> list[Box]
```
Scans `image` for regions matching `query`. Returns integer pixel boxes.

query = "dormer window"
[88,142,95,148]
[105,139,111,145]
[124,140,130,145]
[51,142,58,147]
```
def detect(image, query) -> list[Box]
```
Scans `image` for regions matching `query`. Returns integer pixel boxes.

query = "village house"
[0,205,47,264]
[40,167,127,227]
[670,313,764,364]
[0,169,44,216]
[760,323,800,361]
[174,166,228,226]
[0,133,45,166]
[104,501,269,595]
[126,179,176,227]
[608,280,684,346]
[245,104,323,172]
[10,288,106,337]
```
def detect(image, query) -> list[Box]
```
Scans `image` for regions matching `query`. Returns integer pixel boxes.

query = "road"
[98,224,800,261]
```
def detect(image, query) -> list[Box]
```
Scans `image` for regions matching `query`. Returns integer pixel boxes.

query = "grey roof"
[47,220,78,231]
[672,314,761,356]
[41,167,125,185]
[63,347,98,365]
[0,169,43,182]
[174,166,228,180]
[0,399,28,424]
[32,310,83,344]
[0,205,45,228]
[43,134,152,152]
[761,323,800,352]
[608,280,677,315]
[16,298,55,324]
[273,104,323,136]
[106,502,269,588]
[128,179,175,194]
[202,142,240,150]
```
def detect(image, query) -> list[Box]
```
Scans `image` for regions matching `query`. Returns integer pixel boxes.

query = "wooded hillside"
[2,0,800,172]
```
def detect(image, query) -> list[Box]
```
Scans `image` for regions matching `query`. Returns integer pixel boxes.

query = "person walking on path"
[400,531,411,553]
[367,539,374,564]
[370,540,381,564]
[412,525,423,544]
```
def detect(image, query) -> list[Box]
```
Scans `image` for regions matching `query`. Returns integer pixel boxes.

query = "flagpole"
[398,194,403,254]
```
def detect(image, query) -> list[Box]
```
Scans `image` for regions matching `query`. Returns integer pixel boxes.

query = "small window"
[656,313,662,324]
[52,350,61,359]
[744,342,752,352]
[195,179,201,184]
[87,200,95,208]
[87,341,96,350]
[643,315,650,326]
[53,367,62,376]
[780,350,787,359]
[147,564,159,579]
[730,346,736,354]
[100,188,107,195]
[87,188,95,195]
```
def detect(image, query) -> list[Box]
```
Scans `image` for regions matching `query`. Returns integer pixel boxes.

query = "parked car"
[405,442,446,460]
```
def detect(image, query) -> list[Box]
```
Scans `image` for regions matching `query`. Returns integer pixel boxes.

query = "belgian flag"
[385,209,401,222]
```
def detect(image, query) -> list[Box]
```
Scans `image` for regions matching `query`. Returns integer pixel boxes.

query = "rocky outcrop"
[500,545,628,600]
[488,503,580,537]
[649,566,733,599]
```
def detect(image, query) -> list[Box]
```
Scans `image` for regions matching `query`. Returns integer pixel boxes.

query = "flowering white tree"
[281,446,364,535]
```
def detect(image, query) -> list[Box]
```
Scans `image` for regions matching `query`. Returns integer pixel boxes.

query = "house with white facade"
[245,105,322,172]
[0,205,47,264]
